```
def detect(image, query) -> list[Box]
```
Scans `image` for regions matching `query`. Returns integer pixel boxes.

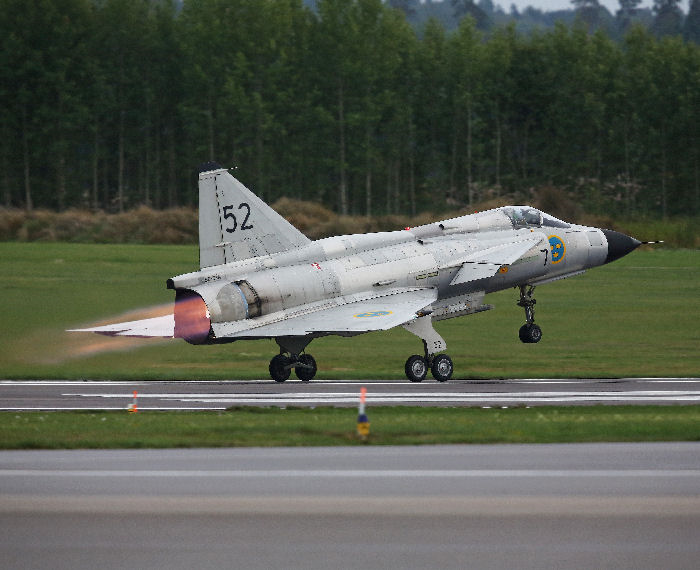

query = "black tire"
[269,354,291,382]
[295,354,317,382]
[431,354,453,382]
[519,324,529,343]
[405,355,428,382]
[519,323,543,344]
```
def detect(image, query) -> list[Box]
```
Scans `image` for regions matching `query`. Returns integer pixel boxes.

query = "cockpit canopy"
[501,206,570,229]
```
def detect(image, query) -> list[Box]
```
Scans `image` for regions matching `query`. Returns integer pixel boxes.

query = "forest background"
[1,0,699,246]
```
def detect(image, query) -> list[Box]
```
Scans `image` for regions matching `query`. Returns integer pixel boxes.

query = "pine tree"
[616,0,641,32]
[571,0,602,31]
[652,0,683,37]
[387,0,417,17]
[684,0,700,43]
[451,0,491,30]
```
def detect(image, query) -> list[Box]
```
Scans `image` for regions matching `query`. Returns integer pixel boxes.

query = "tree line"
[1,0,699,218]
[395,0,700,42]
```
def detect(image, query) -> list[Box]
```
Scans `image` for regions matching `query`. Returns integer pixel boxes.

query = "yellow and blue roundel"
[354,310,392,318]
[549,235,566,264]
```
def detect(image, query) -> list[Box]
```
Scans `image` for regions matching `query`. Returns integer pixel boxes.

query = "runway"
[1,444,699,569]
[1,377,700,410]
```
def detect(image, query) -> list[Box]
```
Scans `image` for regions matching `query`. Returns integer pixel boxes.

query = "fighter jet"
[71,162,647,382]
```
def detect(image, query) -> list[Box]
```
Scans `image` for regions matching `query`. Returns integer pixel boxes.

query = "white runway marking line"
[0,407,214,411]
[62,390,700,404]
[0,381,149,386]
[642,379,700,383]
[1,469,699,478]
[63,390,700,397]
[3,378,699,386]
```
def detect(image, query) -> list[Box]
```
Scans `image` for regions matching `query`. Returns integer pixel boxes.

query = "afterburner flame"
[66,334,161,359]
[174,290,211,344]
[58,303,174,362]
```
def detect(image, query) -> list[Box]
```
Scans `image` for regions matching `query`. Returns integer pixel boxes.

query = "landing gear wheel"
[405,355,428,382]
[517,285,542,344]
[519,323,542,344]
[295,354,317,382]
[269,354,291,382]
[431,354,453,382]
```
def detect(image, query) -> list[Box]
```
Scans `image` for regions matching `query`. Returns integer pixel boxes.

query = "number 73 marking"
[223,203,253,233]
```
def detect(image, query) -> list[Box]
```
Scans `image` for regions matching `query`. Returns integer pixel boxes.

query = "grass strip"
[1,406,698,449]
[1,244,699,380]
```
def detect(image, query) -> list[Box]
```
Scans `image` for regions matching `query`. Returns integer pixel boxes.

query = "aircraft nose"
[602,229,641,264]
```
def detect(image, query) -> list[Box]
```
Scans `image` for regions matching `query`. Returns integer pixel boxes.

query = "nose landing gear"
[517,284,542,343]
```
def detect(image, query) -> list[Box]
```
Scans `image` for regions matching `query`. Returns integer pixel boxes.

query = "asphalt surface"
[1,444,699,569]
[1,377,699,410]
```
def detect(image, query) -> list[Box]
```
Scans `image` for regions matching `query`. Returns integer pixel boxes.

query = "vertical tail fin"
[198,164,310,268]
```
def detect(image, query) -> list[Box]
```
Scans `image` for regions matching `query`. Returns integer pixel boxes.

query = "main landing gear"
[268,319,456,383]
[404,353,453,383]
[402,315,454,382]
[269,352,317,382]
[517,284,542,344]
[269,336,317,382]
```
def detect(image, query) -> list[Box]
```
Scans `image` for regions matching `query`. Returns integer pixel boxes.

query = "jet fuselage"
[167,206,632,345]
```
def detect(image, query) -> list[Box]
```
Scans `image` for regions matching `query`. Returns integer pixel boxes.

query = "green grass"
[0,242,698,380]
[613,216,700,249]
[0,406,698,449]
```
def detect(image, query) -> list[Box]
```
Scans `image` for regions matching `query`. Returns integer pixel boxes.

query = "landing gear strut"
[402,315,454,382]
[517,284,542,343]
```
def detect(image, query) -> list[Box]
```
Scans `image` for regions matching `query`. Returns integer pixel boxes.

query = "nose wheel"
[517,284,542,343]
[519,323,542,343]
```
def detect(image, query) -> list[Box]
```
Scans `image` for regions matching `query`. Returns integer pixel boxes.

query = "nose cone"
[602,229,641,264]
